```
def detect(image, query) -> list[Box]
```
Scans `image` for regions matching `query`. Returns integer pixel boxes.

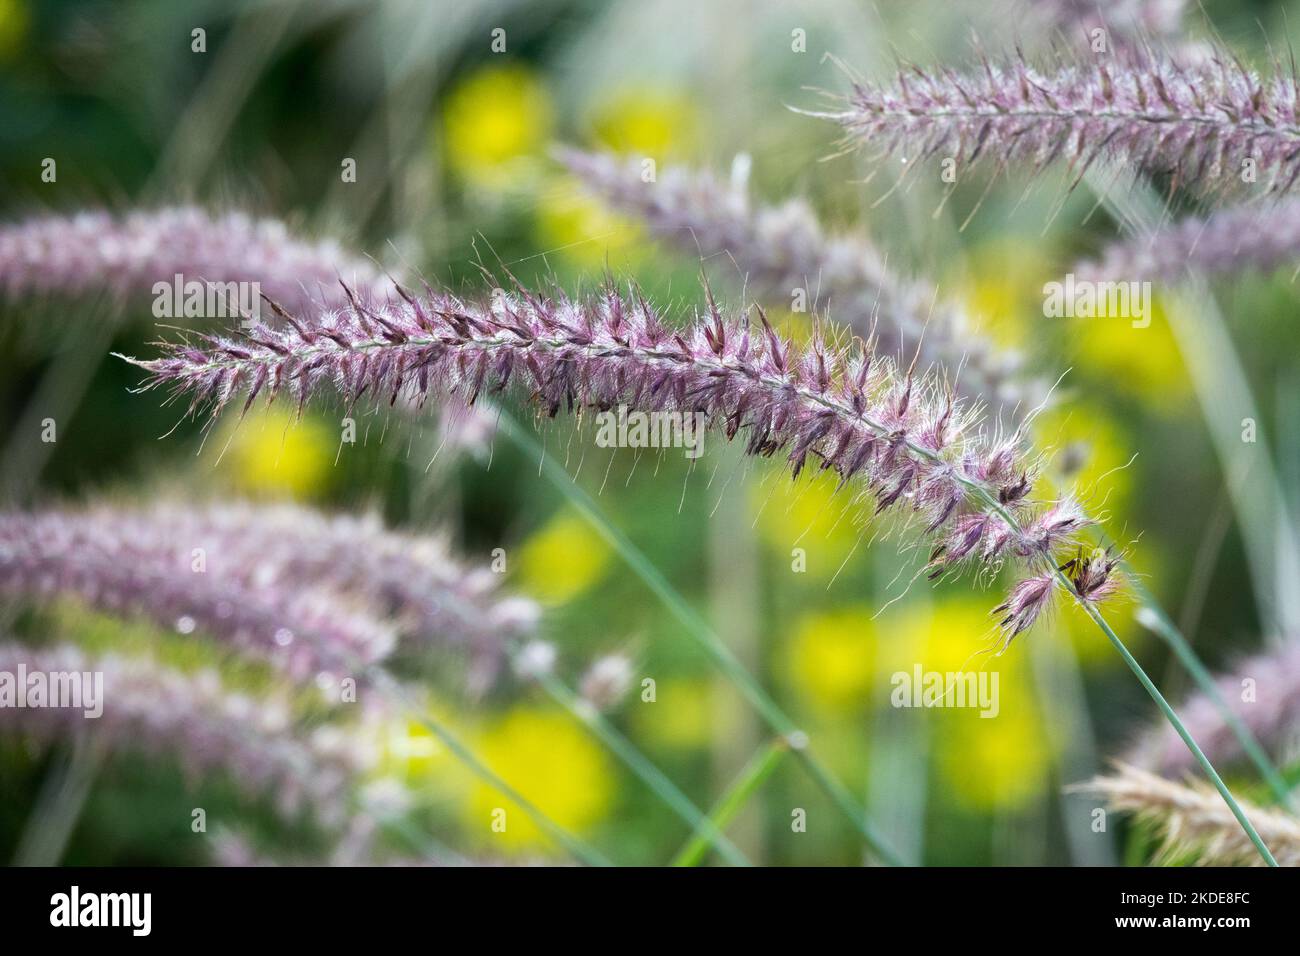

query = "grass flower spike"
[0,508,396,680]
[0,502,535,687]
[1081,198,1300,282]
[0,642,374,828]
[827,49,1300,194]
[1127,640,1300,777]
[558,148,1043,417]
[120,279,1117,645]
[0,207,394,312]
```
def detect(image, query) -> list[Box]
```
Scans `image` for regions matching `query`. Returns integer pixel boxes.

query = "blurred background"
[0,0,1297,866]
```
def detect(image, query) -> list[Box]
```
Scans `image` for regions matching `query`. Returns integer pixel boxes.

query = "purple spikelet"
[140,500,536,689]
[0,207,394,313]
[1126,639,1300,776]
[557,148,1044,417]
[1080,198,1300,283]
[828,48,1300,195]
[0,502,535,688]
[120,280,1119,643]
[0,509,395,680]
[0,642,375,827]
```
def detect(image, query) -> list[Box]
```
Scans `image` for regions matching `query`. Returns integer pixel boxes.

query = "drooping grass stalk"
[495,413,906,867]
[0,207,394,313]
[1079,197,1300,284]
[1069,591,1279,865]
[0,506,400,682]
[123,279,1115,641]
[939,456,1281,865]
[121,270,1276,863]
[522,649,753,866]
[1133,592,1296,811]
[672,737,788,867]
[367,667,613,867]
[121,272,1135,865]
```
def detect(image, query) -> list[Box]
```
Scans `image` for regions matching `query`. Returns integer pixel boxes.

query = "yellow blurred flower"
[629,676,717,750]
[442,64,552,188]
[218,405,333,499]
[876,599,1005,684]
[936,700,1053,811]
[533,175,644,269]
[590,89,699,159]
[956,238,1053,351]
[514,509,611,604]
[1071,292,1188,411]
[1033,405,1134,519]
[885,599,1056,810]
[785,606,877,714]
[753,467,861,580]
[0,0,29,61]
[464,708,614,853]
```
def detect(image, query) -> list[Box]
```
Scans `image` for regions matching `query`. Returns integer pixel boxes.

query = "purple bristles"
[828,48,1300,195]
[120,278,1118,642]
[0,642,375,827]
[0,206,395,313]
[557,148,1043,418]
[0,501,536,688]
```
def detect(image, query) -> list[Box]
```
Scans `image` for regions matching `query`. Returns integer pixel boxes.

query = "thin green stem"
[497,413,906,867]
[1133,588,1295,811]
[904,432,1280,864]
[528,662,753,866]
[367,668,613,867]
[672,737,788,867]
[13,734,104,866]
[1068,586,1279,866]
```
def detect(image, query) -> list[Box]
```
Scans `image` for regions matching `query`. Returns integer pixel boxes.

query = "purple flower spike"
[557,148,1043,418]
[828,48,1300,195]
[0,642,377,828]
[0,207,395,314]
[121,278,1118,640]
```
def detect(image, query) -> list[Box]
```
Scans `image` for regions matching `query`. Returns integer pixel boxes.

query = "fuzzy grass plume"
[0,207,394,313]
[0,501,535,687]
[558,148,1044,418]
[130,500,536,688]
[1081,198,1300,282]
[0,642,375,828]
[824,47,1300,195]
[1126,640,1300,777]
[119,278,1121,644]
[0,507,396,681]
[1078,763,1300,866]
